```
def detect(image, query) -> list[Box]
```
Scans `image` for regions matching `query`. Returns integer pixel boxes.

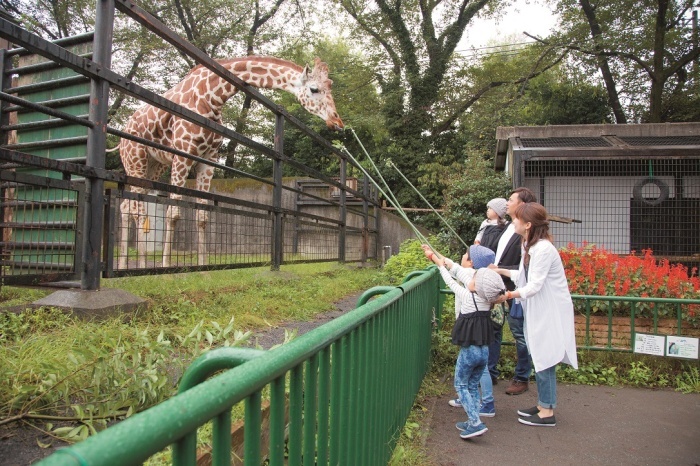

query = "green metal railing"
[572,294,700,352]
[37,266,442,466]
[440,290,700,353]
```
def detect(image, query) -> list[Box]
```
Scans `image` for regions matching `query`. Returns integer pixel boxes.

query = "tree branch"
[431,48,568,135]
[523,31,654,77]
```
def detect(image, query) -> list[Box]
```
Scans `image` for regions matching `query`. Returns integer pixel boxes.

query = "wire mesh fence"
[522,156,700,272]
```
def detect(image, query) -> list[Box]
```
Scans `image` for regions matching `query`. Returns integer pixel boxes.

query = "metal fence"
[36,266,442,466]
[440,290,700,354]
[0,169,84,285]
[573,294,700,352]
[0,1,380,287]
[524,156,700,268]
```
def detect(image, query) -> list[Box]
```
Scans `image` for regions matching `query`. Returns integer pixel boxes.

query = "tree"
[544,0,700,123]
[0,0,95,39]
[440,153,512,252]
[325,0,572,211]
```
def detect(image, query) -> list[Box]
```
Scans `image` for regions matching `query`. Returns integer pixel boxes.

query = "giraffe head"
[297,58,344,131]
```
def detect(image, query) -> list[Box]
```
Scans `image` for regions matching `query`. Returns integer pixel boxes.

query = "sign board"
[633,333,665,356]
[666,336,699,359]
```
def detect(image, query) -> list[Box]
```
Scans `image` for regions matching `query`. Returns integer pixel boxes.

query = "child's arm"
[437,267,475,311]
[452,265,475,285]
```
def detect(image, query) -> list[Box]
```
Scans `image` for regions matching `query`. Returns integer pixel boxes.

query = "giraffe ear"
[301,64,311,84]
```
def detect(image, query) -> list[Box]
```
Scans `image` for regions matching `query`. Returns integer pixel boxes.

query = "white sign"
[633,333,665,356]
[666,336,699,359]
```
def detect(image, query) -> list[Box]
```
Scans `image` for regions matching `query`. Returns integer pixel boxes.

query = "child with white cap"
[423,244,506,440]
[474,197,507,248]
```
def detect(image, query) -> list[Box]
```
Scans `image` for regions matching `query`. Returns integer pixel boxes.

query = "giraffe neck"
[197,56,304,110]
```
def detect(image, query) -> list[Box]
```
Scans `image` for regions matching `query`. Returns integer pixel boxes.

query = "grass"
[0,262,383,447]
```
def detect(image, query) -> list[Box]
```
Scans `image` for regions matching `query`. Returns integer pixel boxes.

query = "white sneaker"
[448,398,462,407]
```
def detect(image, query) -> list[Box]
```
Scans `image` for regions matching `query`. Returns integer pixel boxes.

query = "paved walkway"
[423,382,700,465]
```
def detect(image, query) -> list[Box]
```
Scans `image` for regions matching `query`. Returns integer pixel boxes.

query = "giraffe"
[117,56,344,269]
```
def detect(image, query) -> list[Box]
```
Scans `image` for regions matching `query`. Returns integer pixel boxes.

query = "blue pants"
[455,345,488,427]
[507,314,532,382]
[487,315,532,382]
[536,365,557,408]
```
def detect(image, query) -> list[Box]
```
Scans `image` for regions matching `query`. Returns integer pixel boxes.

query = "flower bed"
[560,244,700,327]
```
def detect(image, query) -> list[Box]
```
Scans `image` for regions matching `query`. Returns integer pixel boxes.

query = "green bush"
[382,236,449,284]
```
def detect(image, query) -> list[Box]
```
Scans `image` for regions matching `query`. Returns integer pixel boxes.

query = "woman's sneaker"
[517,406,540,417]
[448,398,462,407]
[518,415,556,427]
[459,422,488,439]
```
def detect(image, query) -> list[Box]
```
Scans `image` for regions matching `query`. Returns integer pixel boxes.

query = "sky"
[458,1,559,55]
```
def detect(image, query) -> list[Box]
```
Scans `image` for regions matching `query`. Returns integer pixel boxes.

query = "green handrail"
[38,267,442,466]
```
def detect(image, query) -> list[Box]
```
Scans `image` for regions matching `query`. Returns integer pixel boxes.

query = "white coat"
[511,240,578,372]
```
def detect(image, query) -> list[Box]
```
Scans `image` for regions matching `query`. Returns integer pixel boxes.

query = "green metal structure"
[2,34,91,279]
[37,266,442,466]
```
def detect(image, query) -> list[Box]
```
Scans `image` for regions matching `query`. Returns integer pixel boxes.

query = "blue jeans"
[507,314,532,382]
[487,326,502,380]
[455,345,488,426]
[535,365,557,409]
[479,365,493,405]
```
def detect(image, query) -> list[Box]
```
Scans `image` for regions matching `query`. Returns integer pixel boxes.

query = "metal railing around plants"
[37,267,442,466]
[440,290,700,354]
[572,294,700,352]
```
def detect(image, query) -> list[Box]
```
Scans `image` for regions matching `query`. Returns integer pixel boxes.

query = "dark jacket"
[480,223,506,253]
[495,224,522,291]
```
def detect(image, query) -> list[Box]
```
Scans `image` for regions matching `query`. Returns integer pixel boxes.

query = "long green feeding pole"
[387,160,468,250]
[347,129,405,222]
[334,138,434,251]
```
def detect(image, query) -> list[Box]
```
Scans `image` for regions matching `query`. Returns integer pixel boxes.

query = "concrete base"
[31,288,148,320]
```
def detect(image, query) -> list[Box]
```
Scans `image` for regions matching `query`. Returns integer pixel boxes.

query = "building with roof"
[494,123,700,271]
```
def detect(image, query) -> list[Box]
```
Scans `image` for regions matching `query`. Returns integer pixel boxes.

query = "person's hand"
[422,245,438,262]
[493,293,509,304]
[444,257,454,269]
[487,264,497,270]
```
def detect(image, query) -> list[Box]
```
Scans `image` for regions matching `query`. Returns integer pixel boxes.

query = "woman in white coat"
[491,202,578,427]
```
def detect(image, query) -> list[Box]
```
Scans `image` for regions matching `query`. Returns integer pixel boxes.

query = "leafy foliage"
[552,0,700,123]
[382,237,449,285]
[440,154,512,251]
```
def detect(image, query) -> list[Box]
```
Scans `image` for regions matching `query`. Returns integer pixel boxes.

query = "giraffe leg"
[119,196,149,269]
[135,199,149,269]
[118,198,131,269]
[162,198,181,268]
[196,208,208,266]
[193,161,214,266]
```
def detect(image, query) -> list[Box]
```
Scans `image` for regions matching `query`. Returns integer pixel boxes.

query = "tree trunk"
[648,0,670,122]
[579,0,627,124]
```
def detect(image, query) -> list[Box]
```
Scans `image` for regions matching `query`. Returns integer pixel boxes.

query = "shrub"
[560,243,700,324]
[382,237,449,284]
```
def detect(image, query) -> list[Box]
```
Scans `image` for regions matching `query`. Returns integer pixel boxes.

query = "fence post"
[339,158,347,263]
[272,113,284,270]
[81,0,114,290]
[361,174,369,263]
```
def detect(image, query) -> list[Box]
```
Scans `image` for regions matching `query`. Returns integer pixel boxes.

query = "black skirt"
[451,311,493,347]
